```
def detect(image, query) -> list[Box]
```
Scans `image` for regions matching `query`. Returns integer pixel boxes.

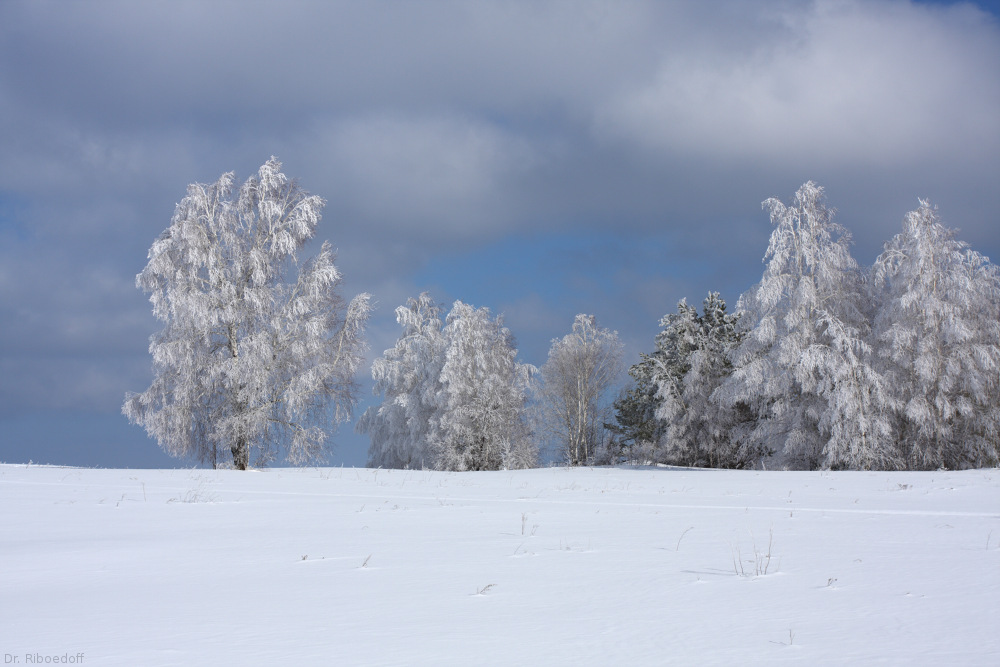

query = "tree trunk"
[231,435,249,470]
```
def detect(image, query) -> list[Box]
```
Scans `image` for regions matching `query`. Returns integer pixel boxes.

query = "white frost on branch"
[717,182,894,470]
[432,301,537,471]
[123,157,371,469]
[361,297,536,471]
[538,314,623,466]
[872,200,1000,469]
[358,293,445,469]
[654,293,746,468]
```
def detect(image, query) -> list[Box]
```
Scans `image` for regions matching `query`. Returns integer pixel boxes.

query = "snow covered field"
[2,464,998,666]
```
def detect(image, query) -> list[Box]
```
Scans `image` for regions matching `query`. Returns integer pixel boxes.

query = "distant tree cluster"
[610,183,1000,470]
[358,295,537,470]
[125,157,622,471]
[361,302,625,470]
[126,164,997,472]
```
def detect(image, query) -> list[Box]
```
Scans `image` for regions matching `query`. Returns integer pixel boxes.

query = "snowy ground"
[2,464,998,666]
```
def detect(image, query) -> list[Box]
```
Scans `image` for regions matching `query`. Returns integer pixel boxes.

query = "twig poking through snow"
[676,526,694,551]
[732,527,775,577]
[769,629,794,646]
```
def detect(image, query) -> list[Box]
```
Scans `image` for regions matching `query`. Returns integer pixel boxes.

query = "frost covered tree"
[432,301,537,471]
[605,358,661,463]
[361,297,536,471]
[654,293,746,467]
[872,201,1000,469]
[123,158,371,469]
[717,182,894,470]
[652,299,702,398]
[357,293,445,469]
[539,314,624,465]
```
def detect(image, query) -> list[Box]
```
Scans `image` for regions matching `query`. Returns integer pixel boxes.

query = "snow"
[2,464,998,665]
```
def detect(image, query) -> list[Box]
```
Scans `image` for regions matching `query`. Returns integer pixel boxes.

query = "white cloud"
[316,114,539,238]
[0,0,997,429]
[597,1,1000,166]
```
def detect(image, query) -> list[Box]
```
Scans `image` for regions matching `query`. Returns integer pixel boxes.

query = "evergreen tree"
[605,362,662,463]
[654,293,746,467]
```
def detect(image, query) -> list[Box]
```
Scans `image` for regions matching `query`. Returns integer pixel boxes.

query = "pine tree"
[652,298,706,465]
[605,363,661,463]
[123,158,371,469]
[872,201,1000,469]
[654,293,746,467]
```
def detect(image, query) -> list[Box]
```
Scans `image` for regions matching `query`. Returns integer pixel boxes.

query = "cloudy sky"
[1,0,998,468]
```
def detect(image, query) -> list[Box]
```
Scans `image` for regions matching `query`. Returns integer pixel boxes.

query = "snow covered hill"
[2,464,998,665]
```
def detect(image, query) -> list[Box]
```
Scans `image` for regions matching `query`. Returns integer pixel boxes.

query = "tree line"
[359,303,623,470]
[124,162,999,471]
[609,182,1000,470]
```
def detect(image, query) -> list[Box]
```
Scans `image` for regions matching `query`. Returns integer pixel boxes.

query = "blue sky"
[1,0,998,468]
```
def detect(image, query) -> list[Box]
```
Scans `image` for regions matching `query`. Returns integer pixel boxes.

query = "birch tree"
[431,301,537,471]
[717,182,894,469]
[358,293,445,469]
[539,314,624,465]
[123,158,371,469]
[872,201,1000,468]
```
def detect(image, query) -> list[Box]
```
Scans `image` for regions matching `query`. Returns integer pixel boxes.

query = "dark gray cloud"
[0,0,997,466]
